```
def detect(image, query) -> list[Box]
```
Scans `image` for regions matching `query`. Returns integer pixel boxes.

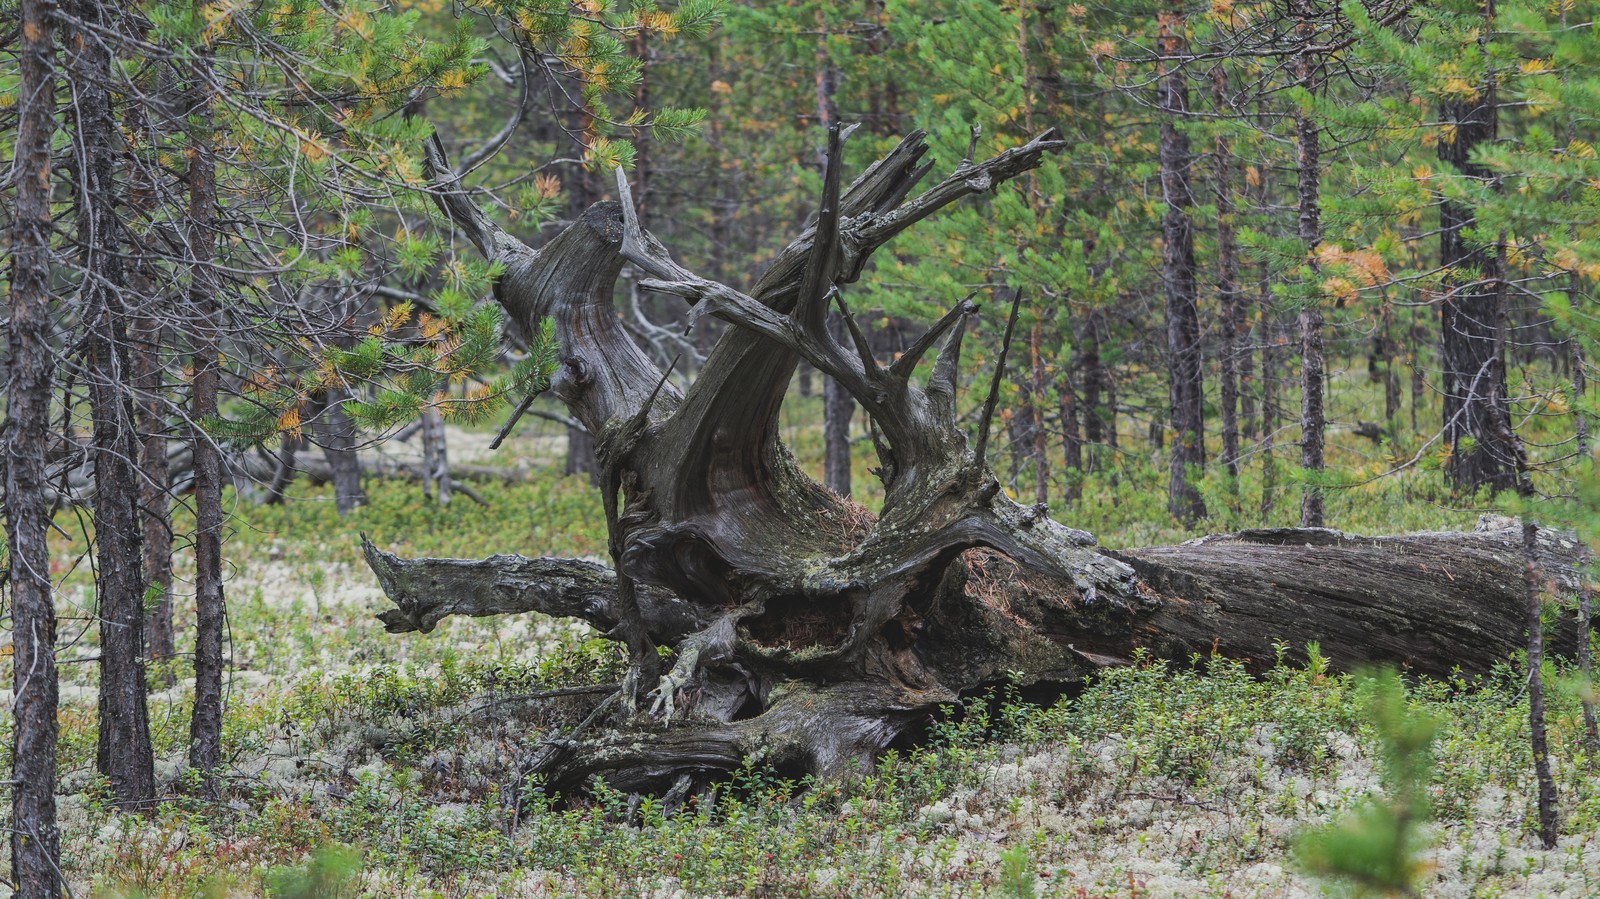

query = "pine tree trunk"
[565,422,599,485]
[1438,86,1519,494]
[824,336,856,496]
[7,0,63,888]
[1214,70,1242,494]
[124,37,176,668]
[186,0,226,786]
[1158,11,1206,525]
[1294,0,1326,528]
[1031,325,1049,506]
[1060,367,1083,503]
[68,0,156,810]
[1081,319,1104,462]
[421,406,452,505]
[1260,263,1280,519]
[315,387,366,513]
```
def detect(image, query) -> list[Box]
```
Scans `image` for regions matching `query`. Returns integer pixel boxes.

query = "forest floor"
[8,392,1600,898]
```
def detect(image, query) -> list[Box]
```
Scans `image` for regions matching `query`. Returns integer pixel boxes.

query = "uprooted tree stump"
[365,126,1590,797]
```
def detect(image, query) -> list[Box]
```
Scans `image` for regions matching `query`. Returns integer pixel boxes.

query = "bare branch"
[832,290,879,378]
[889,293,980,380]
[974,291,1024,465]
[795,121,848,336]
[457,50,536,175]
[422,133,522,261]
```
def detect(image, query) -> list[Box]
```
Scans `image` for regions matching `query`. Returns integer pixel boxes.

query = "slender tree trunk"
[7,0,63,888]
[1382,299,1402,424]
[1261,264,1280,519]
[1081,318,1104,464]
[1214,70,1242,497]
[1294,0,1326,528]
[421,405,452,505]
[186,0,226,785]
[565,423,599,485]
[1158,12,1206,525]
[316,386,366,513]
[1523,518,1559,847]
[815,58,854,497]
[1060,367,1083,504]
[1030,325,1049,506]
[1571,274,1589,459]
[263,431,301,506]
[122,39,176,668]
[68,0,156,809]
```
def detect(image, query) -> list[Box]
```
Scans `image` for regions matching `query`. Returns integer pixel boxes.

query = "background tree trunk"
[1438,87,1518,494]
[7,0,64,887]
[1158,11,1206,525]
[68,0,156,810]
[123,40,177,669]
[421,405,452,505]
[186,0,226,786]
[1294,0,1327,528]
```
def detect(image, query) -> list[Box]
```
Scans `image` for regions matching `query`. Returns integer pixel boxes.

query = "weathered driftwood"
[365,126,1592,795]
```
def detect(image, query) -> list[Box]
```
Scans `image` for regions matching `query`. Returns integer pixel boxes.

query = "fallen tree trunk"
[366,520,1587,792]
[363,126,1592,796]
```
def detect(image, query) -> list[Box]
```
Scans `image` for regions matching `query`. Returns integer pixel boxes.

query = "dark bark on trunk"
[369,520,1590,792]
[1382,301,1403,423]
[1438,87,1518,494]
[420,405,451,505]
[125,48,175,666]
[1060,367,1083,504]
[823,353,855,496]
[1295,0,1326,529]
[1081,319,1104,456]
[1214,71,1242,492]
[1260,265,1280,519]
[565,421,599,485]
[315,386,366,514]
[68,0,157,810]
[1030,325,1049,507]
[186,0,226,786]
[1158,13,1206,525]
[7,0,63,889]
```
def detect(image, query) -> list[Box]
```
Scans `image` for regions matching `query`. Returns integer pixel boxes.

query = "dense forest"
[3,0,1600,895]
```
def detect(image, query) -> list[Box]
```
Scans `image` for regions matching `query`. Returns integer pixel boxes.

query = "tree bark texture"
[7,0,63,889]
[1158,13,1206,526]
[373,126,1597,797]
[1213,70,1241,489]
[67,0,156,809]
[315,385,367,514]
[1438,89,1518,494]
[124,46,176,666]
[185,0,226,785]
[1294,0,1327,529]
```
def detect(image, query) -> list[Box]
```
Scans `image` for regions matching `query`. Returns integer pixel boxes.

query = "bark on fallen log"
[366,521,1589,791]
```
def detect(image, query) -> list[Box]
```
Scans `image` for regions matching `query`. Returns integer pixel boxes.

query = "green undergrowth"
[63,650,1600,897]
